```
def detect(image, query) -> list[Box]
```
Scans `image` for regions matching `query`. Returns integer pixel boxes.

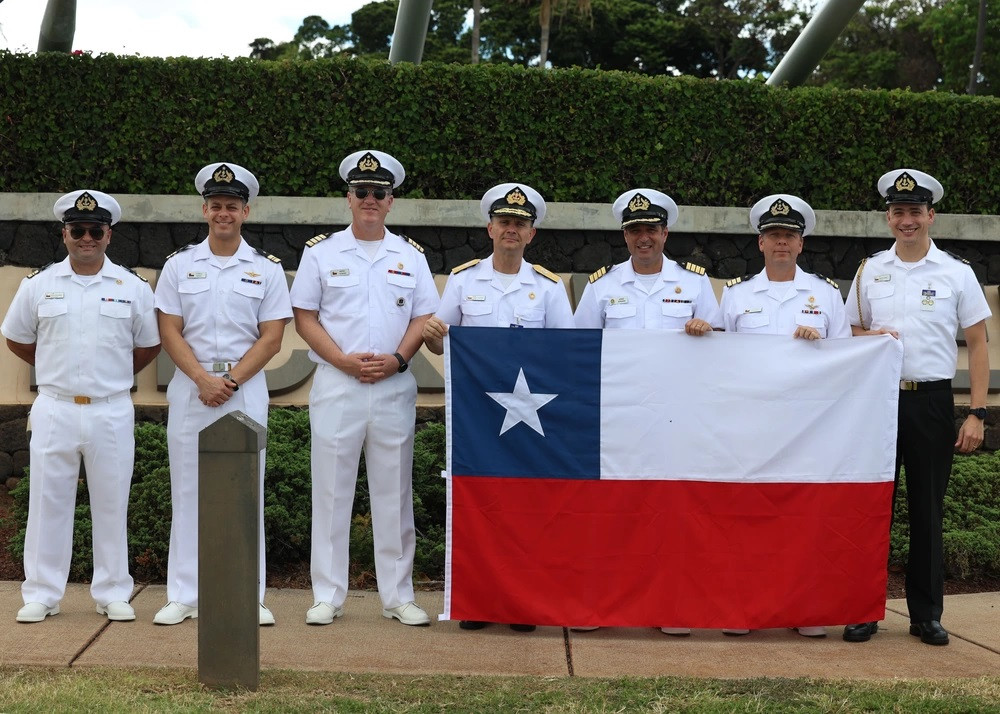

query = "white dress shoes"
[660,627,691,636]
[796,626,827,637]
[97,601,135,621]
[16,602,60,623]
[258,603,275,626]
[153,601,198,625]
[382,601,430,626]
[306,601,344,625]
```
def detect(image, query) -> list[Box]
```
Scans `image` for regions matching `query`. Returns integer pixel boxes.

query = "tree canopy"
[248,0,997,95]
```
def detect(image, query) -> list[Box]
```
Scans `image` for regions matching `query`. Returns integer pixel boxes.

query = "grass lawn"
[1,667,999,712]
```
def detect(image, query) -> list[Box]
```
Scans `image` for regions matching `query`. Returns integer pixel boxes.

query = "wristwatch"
[222,372,239,391]
[393,352,409,373]
[969,407,988,421]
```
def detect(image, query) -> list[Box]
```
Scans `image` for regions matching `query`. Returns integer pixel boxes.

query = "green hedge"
[5,409,999,586]
[1,53,999,212]
[6,411,446,585]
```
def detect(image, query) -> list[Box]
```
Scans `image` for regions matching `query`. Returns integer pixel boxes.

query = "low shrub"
[6,412,998,585]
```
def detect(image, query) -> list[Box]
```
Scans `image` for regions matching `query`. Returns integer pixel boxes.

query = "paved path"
[2,582,997,679]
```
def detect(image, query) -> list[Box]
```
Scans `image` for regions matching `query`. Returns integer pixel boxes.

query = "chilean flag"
[442,327,903,629]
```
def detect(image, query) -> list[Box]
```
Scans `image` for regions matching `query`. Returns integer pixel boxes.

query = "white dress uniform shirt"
[721,267,851,338]
[2,257,159,396]
[289,225,439,613]
[435,256,574,329]
[846,242,991,380]
[155,238,292,362]
[1,257,159,609]
[154,237,292,607]
[290,227,439,357]
[574,258,721,329]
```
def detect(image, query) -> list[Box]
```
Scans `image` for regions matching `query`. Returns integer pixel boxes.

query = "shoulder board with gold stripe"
[164,243,196,261]
[305,233,329,248]
[679,260,706,275]
[589,265,613,283]
[532,264,560,283]
[27,262,53,279]
[943,249,971,265]
[124,266,149,283]
[725,276,743,288]
[451,258,481,275]
[402,235,425,253]
[254,247,282,264]
[813,272,839,290]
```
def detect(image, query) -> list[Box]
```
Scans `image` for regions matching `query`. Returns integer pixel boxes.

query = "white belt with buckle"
[200,361,237,373]
[38,387,129,404]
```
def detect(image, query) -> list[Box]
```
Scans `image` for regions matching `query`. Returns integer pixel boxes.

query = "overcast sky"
[0,0,371,58]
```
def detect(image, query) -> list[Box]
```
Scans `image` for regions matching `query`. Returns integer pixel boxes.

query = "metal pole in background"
[766,0,867,88]
[198,411,266,691]
[37,0,77,53]
[389,0,434,64]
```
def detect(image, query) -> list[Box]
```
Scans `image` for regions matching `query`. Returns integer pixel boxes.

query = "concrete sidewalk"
[1,582,998,679]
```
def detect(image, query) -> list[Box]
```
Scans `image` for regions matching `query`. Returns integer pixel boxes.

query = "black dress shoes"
[459,620,488,630]
[842,622,879,642]
[909,620,949,646]
[509,624,537,632]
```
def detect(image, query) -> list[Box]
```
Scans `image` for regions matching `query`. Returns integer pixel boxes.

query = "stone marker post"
[198,411,266,691]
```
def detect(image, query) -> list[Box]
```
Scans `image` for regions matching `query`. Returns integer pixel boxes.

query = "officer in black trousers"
[844,169,991,646]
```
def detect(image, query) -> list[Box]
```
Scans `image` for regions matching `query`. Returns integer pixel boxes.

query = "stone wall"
[5,219,1000,283]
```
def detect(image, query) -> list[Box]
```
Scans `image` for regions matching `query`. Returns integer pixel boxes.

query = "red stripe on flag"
[449,476,893,629]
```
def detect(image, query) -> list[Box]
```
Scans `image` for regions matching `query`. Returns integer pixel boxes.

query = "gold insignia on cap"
[769,199,791,216]
[213,165,234,183]
[628,194,651,212]
[675,286,682,294]
[75,192,97,212]
[358,152,380,172]
[506,187,527,206]
[895,173,917,192]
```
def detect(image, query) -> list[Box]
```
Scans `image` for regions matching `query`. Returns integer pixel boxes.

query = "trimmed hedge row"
[5,410,999,585]
[1,53,1000,212]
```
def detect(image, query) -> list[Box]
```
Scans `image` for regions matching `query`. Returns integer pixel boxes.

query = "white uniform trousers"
[22,392,135,607]
[309,364,418,610]
[165,369,269,606]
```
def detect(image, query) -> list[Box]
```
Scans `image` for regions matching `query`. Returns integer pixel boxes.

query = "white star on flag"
[487,368,558,436]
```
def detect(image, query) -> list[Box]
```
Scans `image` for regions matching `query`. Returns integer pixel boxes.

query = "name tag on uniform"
[330,269,350,277]
[44,292,64,299]
[608,297,629,305]
[465,295,486,301]
[875,274,891,283]
[743,307,763,314]
[187,272,207,279]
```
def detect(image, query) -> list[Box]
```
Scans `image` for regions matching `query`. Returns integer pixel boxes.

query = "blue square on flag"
[449,327,601,479]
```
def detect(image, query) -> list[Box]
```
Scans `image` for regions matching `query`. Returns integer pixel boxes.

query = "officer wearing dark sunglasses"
[2,190,161,624]
[291,149,440,628]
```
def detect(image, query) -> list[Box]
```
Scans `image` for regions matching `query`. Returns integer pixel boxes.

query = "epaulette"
[679,260,706,275]
[943,249,971,265]
[402,235,425,254]
[124,266,149,283]
[814,272,839,290]
[589,265,613,283]
[532,264,560,283]
[254,247,282,264]
[305,233,329,248]
[451,258,481,275]
[164,243,196,261]
[26,262,53,279]
[725,273,754,288]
